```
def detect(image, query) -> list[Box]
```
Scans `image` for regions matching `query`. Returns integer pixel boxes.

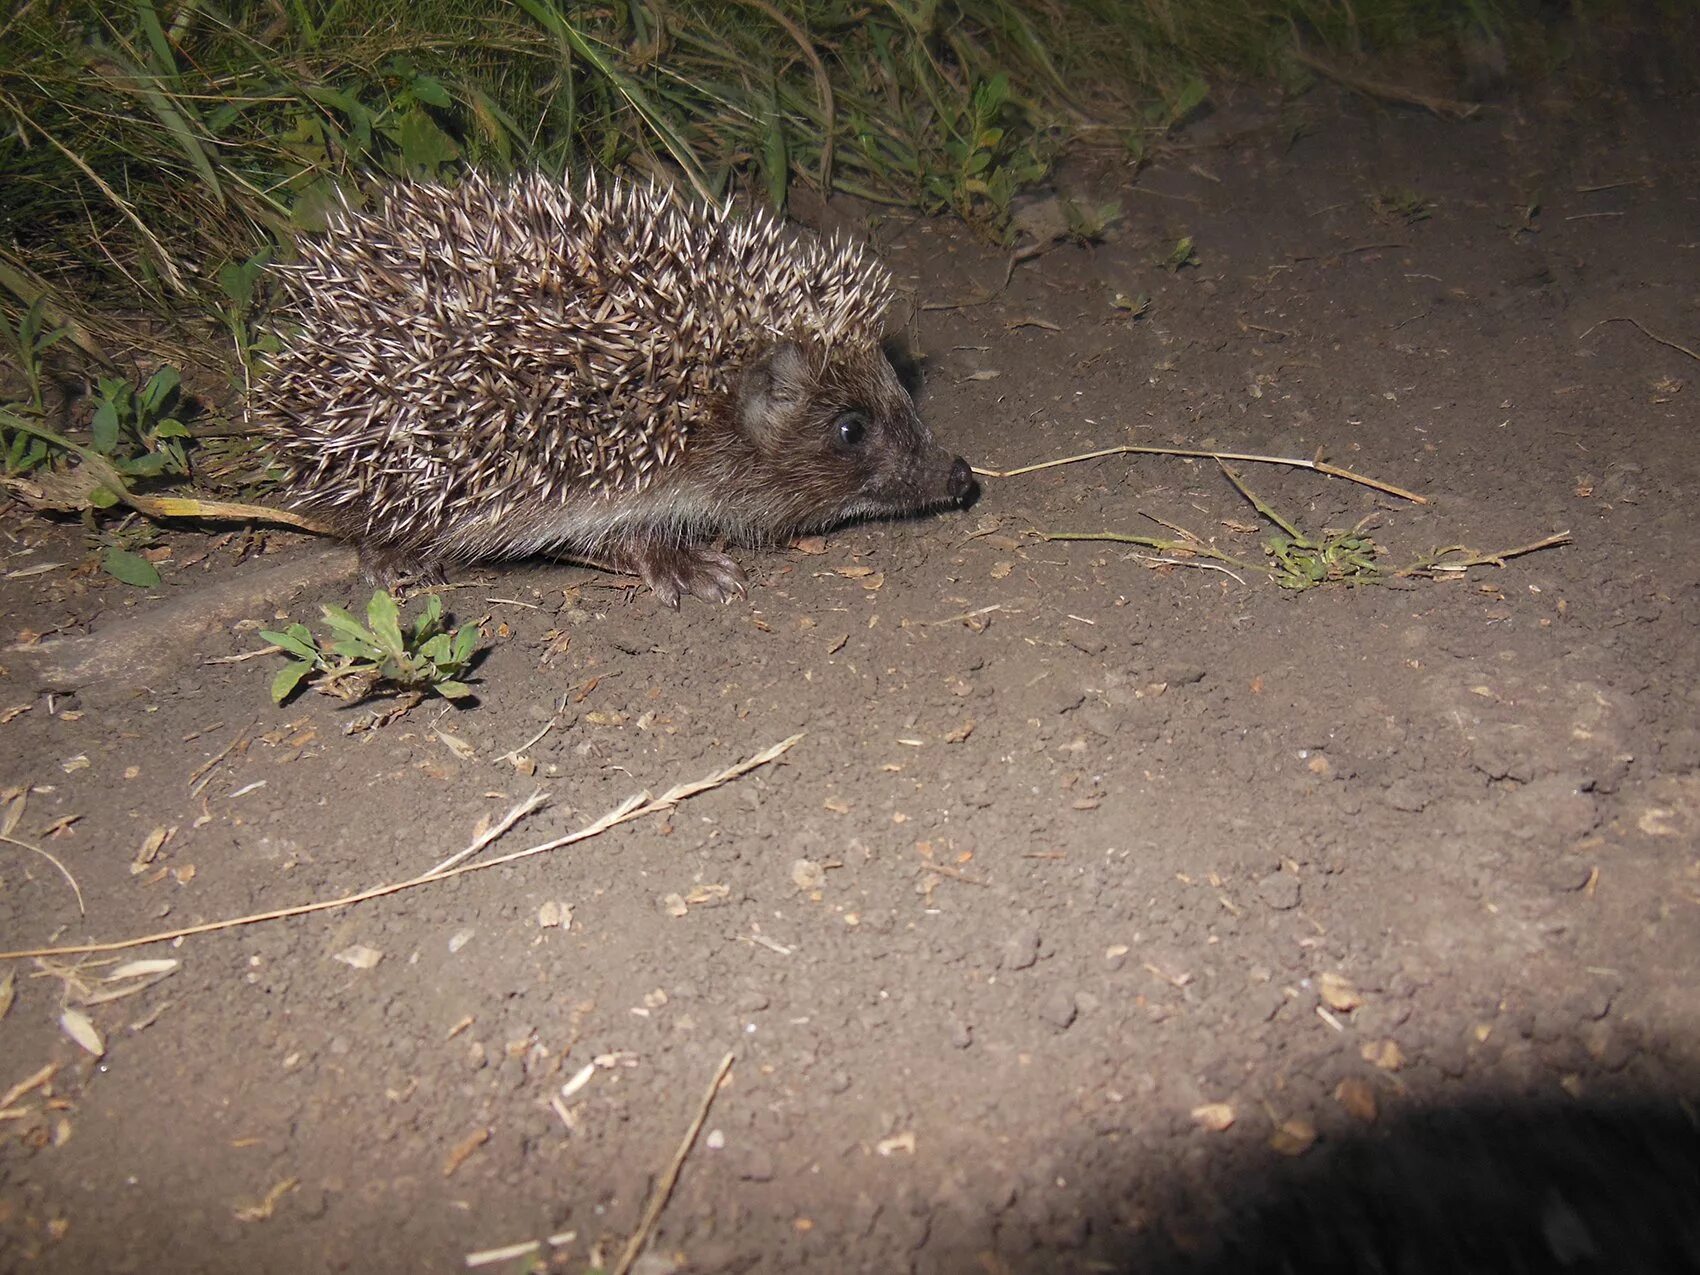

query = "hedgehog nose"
[946,457,978,506]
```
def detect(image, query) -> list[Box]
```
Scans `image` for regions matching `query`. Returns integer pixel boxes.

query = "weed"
[0,300,70,474]
[261,592,481,706]
[1159,236,1200,271]
[1371,190,1434,225]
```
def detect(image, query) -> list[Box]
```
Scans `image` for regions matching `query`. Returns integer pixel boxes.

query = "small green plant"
[1371,190,1433,225]
[1061,198,1122,246]
[1159,235,1200,271]
[0,299,69,474]
[261,592,481,706]
[924,75,1049,233]
[85,368,193,494]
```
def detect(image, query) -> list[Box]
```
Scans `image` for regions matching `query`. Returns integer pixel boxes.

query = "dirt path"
[3,87,1698,1273]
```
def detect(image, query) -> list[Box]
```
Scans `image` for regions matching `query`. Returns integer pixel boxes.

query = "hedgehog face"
[733,340,974,532]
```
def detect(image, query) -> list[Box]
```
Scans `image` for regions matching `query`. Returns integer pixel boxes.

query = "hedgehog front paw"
[618,541,748,608]
[358,542,447,591]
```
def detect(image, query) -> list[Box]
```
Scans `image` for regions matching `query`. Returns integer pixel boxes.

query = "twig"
[611,1051,736,1275]
[423,789,551,877]
[0,832,85,915]
[1291,48,1480,120]
[977,443,1427,504]
[1132,555,1248,585]
[1398,532,1572,576]
[1039,530,1260,576]
[1580,316,1699,363]
[1217,462,1310,544]
[0,736,803,960]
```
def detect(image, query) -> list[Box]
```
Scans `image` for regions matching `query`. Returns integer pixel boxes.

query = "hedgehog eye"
[834,410,867,447]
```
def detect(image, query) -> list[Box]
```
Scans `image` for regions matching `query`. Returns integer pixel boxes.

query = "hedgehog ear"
[737,341,812,447]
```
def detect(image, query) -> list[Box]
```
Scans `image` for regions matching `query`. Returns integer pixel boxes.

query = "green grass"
[0,0,1676,489]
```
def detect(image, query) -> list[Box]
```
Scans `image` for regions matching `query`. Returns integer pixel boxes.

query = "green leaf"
[141,367,180,414]
[270,660,314,704]
[259,626,320,661]
[1170,76,1209,124]
[412,74,452,108]
[391,107,460,175]
[87,486,122,509]
[416,633,451,662]
[451,624,479,664]
[117,452,172,477]
[91,400,120,454]
[433,680,473,700]
[153,418,190,439]
[320,604,381,659]
[365,590,406,654]
[104,548,160,588]
[411,593,443,642]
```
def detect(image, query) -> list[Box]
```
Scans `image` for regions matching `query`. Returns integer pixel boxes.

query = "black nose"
[947,457,978,505]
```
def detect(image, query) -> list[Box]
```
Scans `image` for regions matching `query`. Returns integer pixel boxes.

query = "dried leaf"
[434,728,476,760]
[59,1008,104,1057]
[791,859,826,891]
[1191,1103,1235,1132]
[1317,971,1362,1012]
[537,901,572,930]
[876,1130,916,1156]
[333,944,382,970]
[1270,1117,1317,1156]
[442,1128,490,1176]
[0,968,14,1020]
[131,825,171,873]
[559,1062,596,1100]
[1334,1077,1378,1123]
[233,1177,299,1222]
[944,719,975,744]
[1361,1038,1406,1071]
[107,959,179,981]
[1,787,25,836]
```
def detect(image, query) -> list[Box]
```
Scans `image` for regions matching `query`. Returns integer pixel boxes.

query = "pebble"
[1003,926,1041,970]
[1258,873,1301,910]
[1038,988,1078,1031]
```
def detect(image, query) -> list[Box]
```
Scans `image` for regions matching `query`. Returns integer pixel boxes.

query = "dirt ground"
[3,77,1699,1274]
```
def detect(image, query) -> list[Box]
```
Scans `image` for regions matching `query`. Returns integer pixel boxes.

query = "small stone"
[736,990,770,1013]
[1257,873,1301,911]
[948,1020,973,1050]
[1038,988,1078,1031]
[738,1149,775,1182]
[1003,926,1041,970]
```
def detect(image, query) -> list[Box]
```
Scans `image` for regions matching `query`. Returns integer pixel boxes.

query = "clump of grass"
[261,591,481,706]
[1039,458,1568,591]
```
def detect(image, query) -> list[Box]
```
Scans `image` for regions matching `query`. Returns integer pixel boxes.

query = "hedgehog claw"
[615,540,748,607]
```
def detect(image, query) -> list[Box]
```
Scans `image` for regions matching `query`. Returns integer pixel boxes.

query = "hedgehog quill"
[251,172,976,605]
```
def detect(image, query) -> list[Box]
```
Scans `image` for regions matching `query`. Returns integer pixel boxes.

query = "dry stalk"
[611,1051,736,1275]
[977,444,1426,504]
[0,735,803,961]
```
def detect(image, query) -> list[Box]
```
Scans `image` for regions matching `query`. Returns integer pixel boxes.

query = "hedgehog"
[250,171,975,605]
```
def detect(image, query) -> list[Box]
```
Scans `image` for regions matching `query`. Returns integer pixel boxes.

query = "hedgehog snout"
[946,456,977,506]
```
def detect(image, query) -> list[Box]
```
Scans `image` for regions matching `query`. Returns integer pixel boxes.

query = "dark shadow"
[1096,1094,1700,1274]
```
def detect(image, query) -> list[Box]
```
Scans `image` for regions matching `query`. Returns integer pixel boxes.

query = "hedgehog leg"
[608,538,748,608]
[357,542,448,591]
